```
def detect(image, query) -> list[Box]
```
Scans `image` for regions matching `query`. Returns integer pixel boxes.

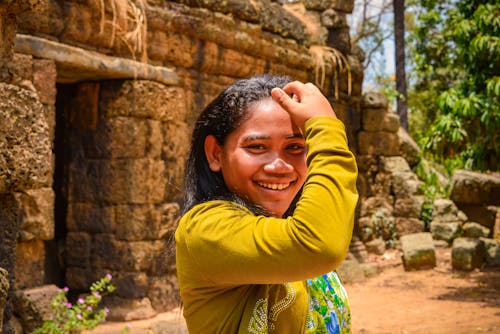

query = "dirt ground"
[89,247,499,334]
[345,247,500,334]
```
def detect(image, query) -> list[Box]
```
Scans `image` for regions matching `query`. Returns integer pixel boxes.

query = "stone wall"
[355,92,425,257]
[1,0,364,324]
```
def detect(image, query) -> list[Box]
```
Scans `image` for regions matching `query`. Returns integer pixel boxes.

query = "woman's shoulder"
[179,200,252,228]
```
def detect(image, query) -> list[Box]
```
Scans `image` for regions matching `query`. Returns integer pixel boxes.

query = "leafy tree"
[408,0,499,171]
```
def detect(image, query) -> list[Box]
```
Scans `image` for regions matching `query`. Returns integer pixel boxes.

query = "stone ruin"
[0,0,499,331]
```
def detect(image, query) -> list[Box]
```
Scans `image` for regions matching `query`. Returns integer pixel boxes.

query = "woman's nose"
[263,157,293,173]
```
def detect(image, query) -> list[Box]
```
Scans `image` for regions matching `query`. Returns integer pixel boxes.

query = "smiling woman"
[204,96,307,217]
[175,74,358,333]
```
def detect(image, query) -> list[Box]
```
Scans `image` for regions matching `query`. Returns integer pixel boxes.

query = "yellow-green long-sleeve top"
[175,117,358,333]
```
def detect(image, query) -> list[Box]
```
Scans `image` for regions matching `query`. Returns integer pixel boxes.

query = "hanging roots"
[310,45,352,100]
[97,0,148,62]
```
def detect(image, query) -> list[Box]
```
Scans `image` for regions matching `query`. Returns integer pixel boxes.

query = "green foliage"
[414,160,449,227]
[408,0,499,172]
[33,275,116,334]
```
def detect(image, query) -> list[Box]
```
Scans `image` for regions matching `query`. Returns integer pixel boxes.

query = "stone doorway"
[49,80,185,319]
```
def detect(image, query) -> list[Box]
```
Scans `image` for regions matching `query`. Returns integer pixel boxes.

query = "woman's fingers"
[271,81,336,129]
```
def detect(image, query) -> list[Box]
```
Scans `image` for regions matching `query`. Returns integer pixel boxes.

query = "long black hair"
[183,74,299,215]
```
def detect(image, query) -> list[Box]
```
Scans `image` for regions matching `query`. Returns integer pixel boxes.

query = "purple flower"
[78,298,85,304]
[87,306,93,311]
[76,314,82,320]
[63,287,69,292]
[104,307,110,315]
[66,302,72,308]
[106,273,112,280]
[93,292,101,299]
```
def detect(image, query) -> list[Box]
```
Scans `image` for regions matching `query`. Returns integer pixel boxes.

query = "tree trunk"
[394,0,408,130]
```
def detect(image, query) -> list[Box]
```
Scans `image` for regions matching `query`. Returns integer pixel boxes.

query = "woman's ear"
[204,135,222,172]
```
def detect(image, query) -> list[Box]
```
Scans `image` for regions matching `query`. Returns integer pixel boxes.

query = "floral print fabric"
[305,271,351,334]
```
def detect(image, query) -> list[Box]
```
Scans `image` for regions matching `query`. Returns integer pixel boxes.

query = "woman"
[175,74,358,333]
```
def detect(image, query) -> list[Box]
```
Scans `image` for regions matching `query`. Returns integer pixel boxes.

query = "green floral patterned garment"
[305,271,351,334]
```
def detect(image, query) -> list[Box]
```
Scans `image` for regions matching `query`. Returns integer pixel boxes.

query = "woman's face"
[206,98,307,217]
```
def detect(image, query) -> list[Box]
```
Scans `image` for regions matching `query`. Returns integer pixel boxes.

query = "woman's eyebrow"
[242,133,304,142]
[286,133,305,139]
[242,134,270,142]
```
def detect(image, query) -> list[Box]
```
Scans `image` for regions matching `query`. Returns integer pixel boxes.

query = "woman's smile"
[256,181,294,190]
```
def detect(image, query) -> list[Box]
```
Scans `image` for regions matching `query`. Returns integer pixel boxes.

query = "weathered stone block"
[394,217,425,237]
[455,204,497,230]
[146,119,163,159]
[327,27,351,54]
[91,235,162,273]
[11,53,33,81]
[391,171,423,197]
[260,2,308,44]
[398,127,421,167]
[480,238,500,267]
[114,272,149,299]
[330,0,354,12]
[365,238,385,255]
[17,0,64,37]
[380,156,411,173]
[358,131,399,156]
[84,116,148,159]
[360,196,393,218]
[463,222,490,238]
[100,80,189,123]
[371,172,392,197]
[12,285,60,334]
[321,9,347,29]
[0,83,51,193]
[452,237,485,271]
[59,2,93,45]
[355,155,378,174]
[15,188,54,241]
[358,216,374,242]
[0,267,9,330]
[33,58,56,105]
[336,259,366,283]
[362,108,400,133]
[362,91,388,109]
[450,170,500,206]
[66,202,115,233]
[148,30,196,68]
[70,158,166,204]
[115,202,179,241]
[432,198,467,223]
[430,221,462,244]
[148,275,180,312]
[66,232,91,268]
[303,0,334,11]
[400,233,436,271]
[14,240,45,289]
[66,266,93,291]
[104,296,156,321]
[394,196,424,218]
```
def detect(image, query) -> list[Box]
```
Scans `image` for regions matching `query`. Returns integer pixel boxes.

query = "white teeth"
[258,182,290,190]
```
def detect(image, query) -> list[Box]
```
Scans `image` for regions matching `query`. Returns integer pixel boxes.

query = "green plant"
[415,160,450,228]
[33,274,116,334]
[370,208,398,247]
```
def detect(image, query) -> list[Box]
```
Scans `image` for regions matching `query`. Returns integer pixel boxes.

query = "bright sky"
[348,0,396,90]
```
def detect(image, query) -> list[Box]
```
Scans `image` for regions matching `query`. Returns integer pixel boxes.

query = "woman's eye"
[286,144,305,153]
[245,144,266,152]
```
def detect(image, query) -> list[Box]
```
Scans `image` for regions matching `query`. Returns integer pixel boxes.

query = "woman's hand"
[271,81,337,129]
